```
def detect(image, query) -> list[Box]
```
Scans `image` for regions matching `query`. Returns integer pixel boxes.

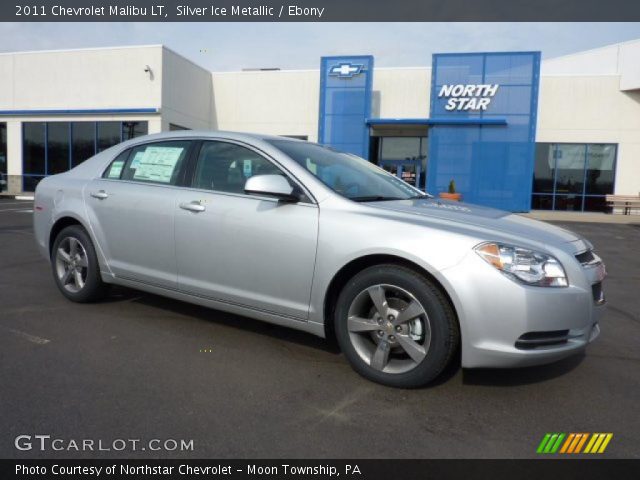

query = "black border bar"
[4,459,640,480]
[4,0,640,22]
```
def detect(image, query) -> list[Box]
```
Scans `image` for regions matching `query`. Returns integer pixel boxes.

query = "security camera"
[144,65,151,73]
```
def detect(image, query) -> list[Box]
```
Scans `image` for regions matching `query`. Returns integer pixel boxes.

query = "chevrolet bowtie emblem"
[329,63,364,78]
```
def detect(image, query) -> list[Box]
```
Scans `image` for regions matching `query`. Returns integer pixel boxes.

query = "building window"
[47,122,70,175]
[122,121,148,140]
[532,143,617,212]
[23,122,46,192]
[0,123,7,191]
[97,122,123,152]
[71,122,97,167]
[22,120,148,191]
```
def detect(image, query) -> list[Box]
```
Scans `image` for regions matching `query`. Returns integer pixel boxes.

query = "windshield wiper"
[350,196,405,202]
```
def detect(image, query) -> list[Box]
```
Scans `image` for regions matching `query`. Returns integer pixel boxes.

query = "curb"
[0,194,34,201]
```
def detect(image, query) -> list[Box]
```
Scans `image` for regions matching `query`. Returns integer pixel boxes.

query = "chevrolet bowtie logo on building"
[329,63,364,78]
[536,433,613,454]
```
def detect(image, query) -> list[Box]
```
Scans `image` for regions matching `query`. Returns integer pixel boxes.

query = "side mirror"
[244,174,300,202]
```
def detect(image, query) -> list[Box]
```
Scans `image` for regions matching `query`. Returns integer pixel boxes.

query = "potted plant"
[439,179,462,201]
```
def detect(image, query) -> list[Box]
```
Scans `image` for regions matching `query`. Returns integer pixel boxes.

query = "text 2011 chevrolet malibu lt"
[34,131,606,387]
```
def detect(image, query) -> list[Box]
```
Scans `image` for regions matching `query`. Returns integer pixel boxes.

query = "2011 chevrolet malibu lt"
[33,131,606,387]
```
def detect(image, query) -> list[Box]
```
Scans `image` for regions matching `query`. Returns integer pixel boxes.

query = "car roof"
[130,130,307,144]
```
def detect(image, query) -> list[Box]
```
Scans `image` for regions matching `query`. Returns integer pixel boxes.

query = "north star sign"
[438,84,500,111]
[329,63,364,78]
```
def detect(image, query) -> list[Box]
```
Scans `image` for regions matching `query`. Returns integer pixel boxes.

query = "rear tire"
[334,264,459,388]
[51,225,109,303]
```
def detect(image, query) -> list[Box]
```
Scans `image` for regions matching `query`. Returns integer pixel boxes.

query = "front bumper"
[441,247,605,368]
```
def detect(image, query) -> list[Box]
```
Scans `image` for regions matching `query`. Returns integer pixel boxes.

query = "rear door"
[174,140,319,319]
[84,140,193,288]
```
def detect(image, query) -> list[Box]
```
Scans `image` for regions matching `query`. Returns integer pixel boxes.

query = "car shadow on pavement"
[101,287,584,388]
[462,353,585,386]
[112,286,343,355]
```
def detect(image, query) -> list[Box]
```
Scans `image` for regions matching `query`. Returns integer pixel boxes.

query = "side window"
[193,141,283,194]
[121,141,191,185]
[102,149,131,179]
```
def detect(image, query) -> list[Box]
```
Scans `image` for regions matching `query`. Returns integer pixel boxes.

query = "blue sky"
[1,22,639,70]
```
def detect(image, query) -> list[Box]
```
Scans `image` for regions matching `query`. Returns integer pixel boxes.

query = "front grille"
[515,330,570,350]
[574,250,606,304]
[575,250,596,265]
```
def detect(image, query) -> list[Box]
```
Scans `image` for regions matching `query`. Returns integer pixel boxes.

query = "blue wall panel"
[318,56,373,159]
[427,52,541,212]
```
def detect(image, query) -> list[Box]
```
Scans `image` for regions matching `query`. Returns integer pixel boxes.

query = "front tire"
[51,225,109,303]
[334,264,459,388]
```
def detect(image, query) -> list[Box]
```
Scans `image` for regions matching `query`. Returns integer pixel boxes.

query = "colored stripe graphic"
[598,433,613,453]
[559,433,575,453]
[537,433,565,454]
[574,433,589,453]
[567,433,582,453]
[537,433,552,453]
[584,433,613,454]
[539,433,613,454]
[550,433,565,453]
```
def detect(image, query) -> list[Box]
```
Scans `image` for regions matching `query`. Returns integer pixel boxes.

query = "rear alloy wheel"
[335,265,459,388]
[55,236,89,294]
[51,225,109,302]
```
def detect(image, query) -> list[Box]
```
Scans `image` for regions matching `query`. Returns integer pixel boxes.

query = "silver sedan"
[33,131,606,387]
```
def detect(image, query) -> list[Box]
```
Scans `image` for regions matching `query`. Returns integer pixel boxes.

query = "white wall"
[209,66,432,140]
[211,70,319,140]
[542,45,620,77]
[373,67,431,118]
[161,48,214,131]
[542,39,640,91]
[0,45,162,111]
[0,46,168,185]
[619,41,640,91]
[537,75,640,195]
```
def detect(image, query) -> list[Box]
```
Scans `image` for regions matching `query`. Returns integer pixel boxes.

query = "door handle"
[179,201,206,213]
[90,190,109,200]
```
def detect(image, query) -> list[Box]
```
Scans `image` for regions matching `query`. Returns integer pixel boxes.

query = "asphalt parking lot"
[1,198,639,459]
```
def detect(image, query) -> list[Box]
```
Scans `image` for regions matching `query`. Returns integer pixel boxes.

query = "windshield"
[268,140,428,202]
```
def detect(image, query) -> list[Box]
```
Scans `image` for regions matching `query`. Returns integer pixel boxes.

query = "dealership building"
[1,40,639,212]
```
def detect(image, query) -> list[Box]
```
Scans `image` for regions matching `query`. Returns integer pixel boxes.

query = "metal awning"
[366,117,507,126]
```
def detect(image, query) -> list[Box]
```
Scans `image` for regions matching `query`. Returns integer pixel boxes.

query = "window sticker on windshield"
[132,146,184,183]
[107,159,124,178]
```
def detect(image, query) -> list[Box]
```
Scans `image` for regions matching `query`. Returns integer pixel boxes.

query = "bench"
[606,194,640,215]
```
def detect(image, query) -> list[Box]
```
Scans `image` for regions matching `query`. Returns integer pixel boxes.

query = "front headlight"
[475,242,568,287]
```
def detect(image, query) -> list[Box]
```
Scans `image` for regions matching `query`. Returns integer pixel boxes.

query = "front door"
[174,140,319,320]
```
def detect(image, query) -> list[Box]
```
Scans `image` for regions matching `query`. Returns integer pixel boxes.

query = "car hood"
[365,198,589,252]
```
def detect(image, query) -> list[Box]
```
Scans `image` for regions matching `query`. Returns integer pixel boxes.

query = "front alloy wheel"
[347,284,431,374]
[335,265,459,388]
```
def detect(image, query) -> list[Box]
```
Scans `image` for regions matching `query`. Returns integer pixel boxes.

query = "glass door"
[378,137,427,190]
